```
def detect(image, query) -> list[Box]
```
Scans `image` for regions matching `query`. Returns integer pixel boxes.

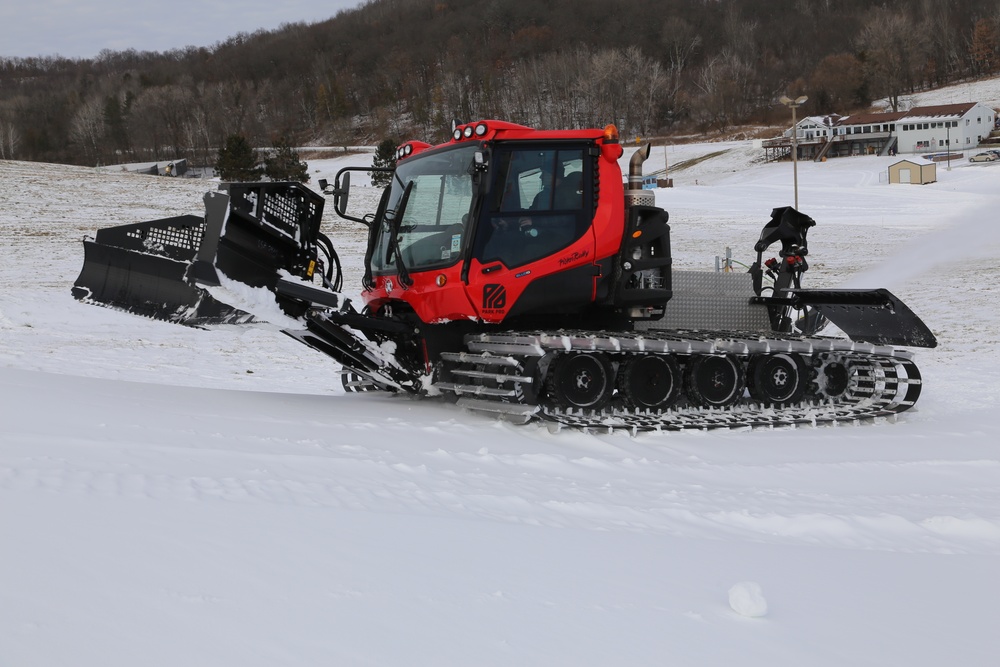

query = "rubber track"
[436,329,924,433]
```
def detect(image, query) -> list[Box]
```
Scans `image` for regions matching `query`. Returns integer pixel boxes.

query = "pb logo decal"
[483,284,507,310]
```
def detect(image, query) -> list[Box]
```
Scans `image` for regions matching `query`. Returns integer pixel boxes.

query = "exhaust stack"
[624,143,655,208]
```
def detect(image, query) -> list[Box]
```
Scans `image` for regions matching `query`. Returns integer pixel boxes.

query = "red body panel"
[366,266,477,323]
[464,232,600,324]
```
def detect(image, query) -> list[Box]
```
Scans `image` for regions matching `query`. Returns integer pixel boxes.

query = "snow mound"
[728,582,769,618]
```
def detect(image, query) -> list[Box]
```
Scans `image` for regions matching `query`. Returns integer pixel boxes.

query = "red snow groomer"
[73,121,936,431]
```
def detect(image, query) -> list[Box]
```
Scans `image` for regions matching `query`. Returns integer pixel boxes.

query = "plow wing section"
[73,182,328,325]
[787,288,937,348]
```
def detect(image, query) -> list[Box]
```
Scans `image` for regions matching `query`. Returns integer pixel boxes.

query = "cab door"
[466,143,596,323]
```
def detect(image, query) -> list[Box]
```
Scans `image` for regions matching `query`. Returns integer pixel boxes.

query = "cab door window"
[478,147,588,268]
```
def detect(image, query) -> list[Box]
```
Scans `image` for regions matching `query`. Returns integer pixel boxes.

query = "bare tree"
[809,53,865,111]
[692,49,757,133]
[622,46,668,135]
[0,120,19,158]
[69,98,106,163]
[918,0,965,84]
[970,17,1000,75]
[661,16,702,118]
[856,9,928,112]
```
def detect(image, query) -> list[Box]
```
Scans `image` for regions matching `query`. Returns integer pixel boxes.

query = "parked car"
[969,152,997,162]
[988,149,1000,159]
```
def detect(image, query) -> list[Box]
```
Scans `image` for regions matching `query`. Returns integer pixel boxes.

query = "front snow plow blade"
[73,182,329,325]
[73,209,252,323]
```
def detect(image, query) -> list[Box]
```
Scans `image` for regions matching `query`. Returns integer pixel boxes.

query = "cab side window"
[478,147,588,268]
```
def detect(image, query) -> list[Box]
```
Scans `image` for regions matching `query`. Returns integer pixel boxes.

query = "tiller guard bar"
[756,288,938,348]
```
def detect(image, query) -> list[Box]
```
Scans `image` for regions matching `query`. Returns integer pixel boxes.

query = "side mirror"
[333,171,351,217]
[328,166,392,225]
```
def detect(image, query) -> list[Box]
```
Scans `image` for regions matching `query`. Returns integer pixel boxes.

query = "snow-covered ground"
[3,86,1000,665]
[878,76,1000,110]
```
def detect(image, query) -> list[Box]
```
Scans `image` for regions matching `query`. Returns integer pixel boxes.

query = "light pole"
[947,123,952,171]
[780,95,808,210]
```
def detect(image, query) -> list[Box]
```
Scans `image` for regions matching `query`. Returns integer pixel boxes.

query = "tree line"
[1,0,998,167]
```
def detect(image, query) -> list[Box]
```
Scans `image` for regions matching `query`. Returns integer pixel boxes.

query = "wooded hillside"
[1,0,998,166]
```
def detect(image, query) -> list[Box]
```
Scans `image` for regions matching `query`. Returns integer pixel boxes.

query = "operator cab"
[329,120,664,328]
[355,132,601,324]
[367,142,592,276]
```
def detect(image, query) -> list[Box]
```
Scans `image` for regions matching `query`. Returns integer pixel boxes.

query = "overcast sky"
[1,0,365,59]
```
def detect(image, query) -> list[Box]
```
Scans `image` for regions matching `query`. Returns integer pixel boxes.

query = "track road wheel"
[684,354,745,408]
[545,353,614,411]
[617,355,681,410]
[748,354,805,405]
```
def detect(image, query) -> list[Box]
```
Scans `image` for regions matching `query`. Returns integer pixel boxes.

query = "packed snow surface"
[3,86,1000,664]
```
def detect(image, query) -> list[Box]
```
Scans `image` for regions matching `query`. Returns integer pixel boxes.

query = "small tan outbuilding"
[888,159,937,185]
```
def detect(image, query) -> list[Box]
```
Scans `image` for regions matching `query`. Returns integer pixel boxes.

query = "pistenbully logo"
[483,284,506,310]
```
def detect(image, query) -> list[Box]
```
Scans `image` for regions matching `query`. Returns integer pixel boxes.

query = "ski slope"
[2,104,1000,665]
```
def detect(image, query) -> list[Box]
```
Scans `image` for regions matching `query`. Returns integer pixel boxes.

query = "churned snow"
[2,82,1000,665]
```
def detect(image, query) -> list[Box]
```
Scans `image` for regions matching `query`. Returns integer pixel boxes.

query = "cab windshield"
[371,143,478,274]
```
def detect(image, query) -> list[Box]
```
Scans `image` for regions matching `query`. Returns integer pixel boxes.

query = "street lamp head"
[779,95,809,107]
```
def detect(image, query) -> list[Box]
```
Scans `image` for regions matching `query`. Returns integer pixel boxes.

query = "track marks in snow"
[4,439,998,555]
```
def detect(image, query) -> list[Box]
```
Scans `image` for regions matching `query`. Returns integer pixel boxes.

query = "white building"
[893,102,995,153]
[765,102,996,160]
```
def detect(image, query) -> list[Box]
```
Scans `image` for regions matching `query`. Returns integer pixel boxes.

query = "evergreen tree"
[215,134,261,182]
[370,138,397,187]
[263,135,310,182]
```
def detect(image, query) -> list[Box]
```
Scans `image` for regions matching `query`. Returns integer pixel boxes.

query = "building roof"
[839,110,907,126]
[839,102,981,127]
[797,114,844,127]
[900,102,979,122]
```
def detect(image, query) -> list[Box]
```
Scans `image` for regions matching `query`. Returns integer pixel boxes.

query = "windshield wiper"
[385,181,414,287]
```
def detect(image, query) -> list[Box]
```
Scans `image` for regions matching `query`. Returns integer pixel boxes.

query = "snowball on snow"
[728,582,768,618]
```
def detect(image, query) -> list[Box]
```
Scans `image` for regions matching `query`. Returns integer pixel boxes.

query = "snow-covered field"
[3,89,1000,664]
